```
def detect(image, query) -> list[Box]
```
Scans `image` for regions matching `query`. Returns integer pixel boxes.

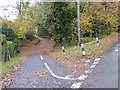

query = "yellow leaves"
[81,15,92,29]
[4,19,30,39]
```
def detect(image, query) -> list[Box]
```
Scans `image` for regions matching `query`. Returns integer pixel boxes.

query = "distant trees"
[2,2,119,45]
[35,2,118,45]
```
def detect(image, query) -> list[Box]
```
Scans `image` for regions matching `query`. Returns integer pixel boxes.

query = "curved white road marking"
[42,55,101,81]
[71,82,83,88]
[44,62,88,80]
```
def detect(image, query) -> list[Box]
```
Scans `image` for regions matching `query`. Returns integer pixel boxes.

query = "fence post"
[4,49,10,62]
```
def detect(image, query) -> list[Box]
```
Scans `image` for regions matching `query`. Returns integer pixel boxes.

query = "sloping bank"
[50,32,119,63]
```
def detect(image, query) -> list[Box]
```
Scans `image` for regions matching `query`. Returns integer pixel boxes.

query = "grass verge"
[51,32,118,62]
[0,54,25,80]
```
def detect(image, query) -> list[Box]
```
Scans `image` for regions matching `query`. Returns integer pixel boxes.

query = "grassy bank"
[51,32,118,62]
[0,54,25,80]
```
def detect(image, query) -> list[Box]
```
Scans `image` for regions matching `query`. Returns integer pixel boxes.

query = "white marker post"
[80,39,86,56]
[61,43,65,54]
[96,33,99,46]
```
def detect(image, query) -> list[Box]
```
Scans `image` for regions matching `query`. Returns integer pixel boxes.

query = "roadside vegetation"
[0,32,25,79]
[0,1,119,79]
[0,54,25,80]
[1,2,118,45]
[51,32,118,62]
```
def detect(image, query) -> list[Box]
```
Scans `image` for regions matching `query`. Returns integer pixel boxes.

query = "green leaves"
[3,2,118,45]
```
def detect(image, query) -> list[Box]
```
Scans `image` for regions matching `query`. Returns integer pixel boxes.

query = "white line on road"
[43,57,101,86]
[40,55,43,60]
[115,49,118,52]
[93,61,99,65]
[78,75,88,80]
[71,82,83,88]
[94,58,100,62]
[84,69,93,74]
[90,64,97,69]
[90,58,101,68]
[85,60,91,63]
[44,62,88,80]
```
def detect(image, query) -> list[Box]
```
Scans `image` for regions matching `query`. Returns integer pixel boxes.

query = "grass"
[52,32,118,61]
[0,54,25,80]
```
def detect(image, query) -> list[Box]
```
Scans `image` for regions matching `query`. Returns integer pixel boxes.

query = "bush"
[0,34,7,60]
[0,34,18,60]
[2,26,17,41]
[7,41,15,57]
[0,34,7,45]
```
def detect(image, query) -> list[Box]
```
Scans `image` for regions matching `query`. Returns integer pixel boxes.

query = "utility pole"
[77,0,86,56]
[77,0,80,46]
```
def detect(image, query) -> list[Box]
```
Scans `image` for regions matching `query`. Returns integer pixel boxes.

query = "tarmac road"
[8,36,119,88]
[8,36,83,88]
[82,42,119,88]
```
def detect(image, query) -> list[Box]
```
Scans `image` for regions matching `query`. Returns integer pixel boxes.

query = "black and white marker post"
[96,33,100,46]
[60,38,65,55]
[80,38,86,56]
[61,42,65,55]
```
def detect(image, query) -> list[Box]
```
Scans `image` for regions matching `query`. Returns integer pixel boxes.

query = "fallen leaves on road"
[35,69,48,76]
[66,64,90,78]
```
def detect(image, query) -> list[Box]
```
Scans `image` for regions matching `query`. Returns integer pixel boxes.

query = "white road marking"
[43,57,101,83]
[65,75,73,78]
[78,75,88,80]
[94,58,100,62]
[93,61,99,65]
[84,69,93,74]
[115,49,118,52]
[90,64,96,69]
[44,62,88,80]
[71,82,82,88]
[85,60,91,63]
[40,55,43,60]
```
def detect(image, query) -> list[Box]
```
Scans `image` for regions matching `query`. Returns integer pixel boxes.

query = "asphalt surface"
[8,36,119,88]
[82,42,119,88]
[8,55,73,88]
[8,36,81,88]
